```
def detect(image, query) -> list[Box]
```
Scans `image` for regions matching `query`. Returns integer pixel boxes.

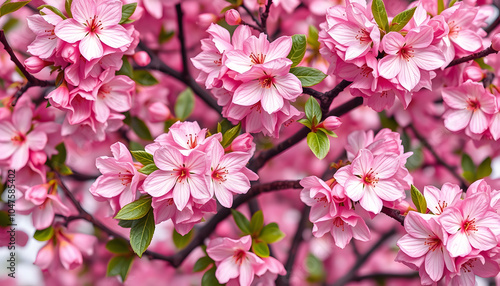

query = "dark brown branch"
[0,30,53,106]
[381,206,405,226]
[240,3,262,28]
[350,272,419,282]
[302,87,323,99]
[175,4,190,78]
[259,0,273,35]
[331,228,397,286]
[446,46,498,68]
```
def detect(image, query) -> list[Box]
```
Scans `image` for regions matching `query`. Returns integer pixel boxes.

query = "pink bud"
[226,133,254,152]
[34,242,55,270]
[464,66,484,82]
[225,9,241,25]
[30,150,47,166]
[394,200,412,215]
[148,102,171,122]
[24,57,50,73]
[133,51,151,67]
[59,240,83,270]
[25,184,49,206]
[46,83,70,108]
[492,33,500,51]
[320,116,342,131]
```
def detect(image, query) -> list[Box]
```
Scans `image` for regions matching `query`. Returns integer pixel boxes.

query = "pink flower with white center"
[225,34,292,74]
[0,106,48,170]
[17,183,71,230]
[233,59,302,114]
[90,142,145,210]
[424,183,462,215]
[26,9,63,59]
[54,0,132,61]
[378,26,445,91]
[143,146,210,211]
[439,193,500,257]
[208,142,258,208]
[312,207,371,249]
[206,235,265,286]
[334,149,404,214]
[396,212,455,282]
[441,3,484,56]
[448,253,500,285]
[442,80,497,135]
[300,176,346,221]
[93,71,135,123]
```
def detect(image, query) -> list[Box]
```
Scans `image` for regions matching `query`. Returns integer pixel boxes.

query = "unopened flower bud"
[226,133,254,152]
[133,51,151,67]
[320,116,342,131]
[24,57,51,73]
[225,9,241,26]
[464,66,484,82]
[492,33,500,51]
[148,102,171,122]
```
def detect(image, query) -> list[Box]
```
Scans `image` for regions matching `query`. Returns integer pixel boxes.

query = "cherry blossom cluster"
[396,180,500,285]
[90,120,258,235]
[192,24,303,137]
[319,0,484,112]
[24,0,138,141]
[300,128,413,247]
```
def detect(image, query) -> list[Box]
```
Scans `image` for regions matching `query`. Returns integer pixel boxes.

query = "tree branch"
[446,46,497,68]
[350,272,419,282]
[0,30,53,106]
[259,0,273,35]
[175,4,190,78]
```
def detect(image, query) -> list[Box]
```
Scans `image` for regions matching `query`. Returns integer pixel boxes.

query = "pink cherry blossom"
[92,71,135,123]
[424,183,462,215]
[26,8,63,59]
[300,176,346,221]
[143,146,210,210]
[55,0,132,60]
[378,26,445,91]
[442,80,497,135]
[206,235,265,286]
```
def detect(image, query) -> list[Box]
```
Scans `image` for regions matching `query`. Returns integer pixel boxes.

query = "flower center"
[466,98,480,111]
[362,169,379,186]
[359,64,372,78]
[355,29,371,44]
[436,200,448,215]
[211,166,228,183]
[333,217,345,231]
[85,15,103,33]
[259,75,275,89]
[117,171,133,186]
[11,132,26,146]
[398,44,414,61]
[461,216,478,234]
[249,52,266,64]
[448,21,461,39]
[186,134,198,149]
[173,166,190,183]
[424,236,442,252]
[233,249,246,265]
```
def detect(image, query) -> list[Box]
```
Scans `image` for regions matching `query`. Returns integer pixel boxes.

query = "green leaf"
[477,157,492,179]
[231,209,251,234]
[159,27,175,44]
[193,256,214,272]
[249,210,264,235]
[259,222,285,243]
[130,209,155,257]
[437,0,445,14]
[52,143,67,164]
[410,185,427,214]
[129,141,144,151]
[138,163,159,175]
[58,164,73,175]
[37,5,66,19]
[175,88,195,120]
[133,70,158,86]
[371,0,389,31]
[120,2,137,24]
[304,96,322,124]
[449,0,458,7]
[201,267,223,286]
[475,58,494,72]
[287,34,307,68]
[115,197,152,220]
[389,7,416,32]
[221,122,241,147]
[461,153,475,173]
[118,220,134,228]
[289,67,327,87]
[106,239,131,254]
[131,150,154,166]
[131,117,153,141]
[307,131,330,160]
[34,226,54,241]
[317,128,337,137]
[173,229,193,249]
[164,118,178,132]
[107,255,134,282]
[305,254,325,283]
[463,171,476,182]
[0,211,10,227]
[252,240,270,257]
[0,1,30,17]
[307,25,320,49]
[297,118,312,129]
[65,0,72,18]
[117,56,133,77]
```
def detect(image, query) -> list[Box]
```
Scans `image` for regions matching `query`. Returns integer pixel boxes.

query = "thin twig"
[175,4,190,78]
[240,3,262,27]
[350,272,419,282]
[446,46,497,68]
[259,0,273,35]
[381,206,405,226]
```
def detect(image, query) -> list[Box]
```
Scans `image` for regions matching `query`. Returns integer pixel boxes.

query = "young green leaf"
[120,3,137,24]
[175,88,195,120]
[297,118,312,129]
[34,226,54,241]
[410,185,427,214]
[305,254,325,282]
[249,210,264,235]
[289,67,327,87]
[0,1,30,17]
[138,163,159,175]
[115,197,152,220]
[252,240,270,257]
[307,131,330,160]
[130,209,155,257]
[37,5,67,19]
[307,25,320,49]
[193,256,214,272]
[221,122,241,147]
[259,222,285,243]
[371,0,389,31]
[106,239,131,254]
[461,153,475,173]
[231,209,251,234]
[201,267,223,286]
[172,229,193,249]
[437,0,445,14]
[133,70,158,86]
[118,220,134,228]
[130,116,153,141]
[107,255,134,282]
[287,34,307,67]
[65,0,72,18]
[477,157,492,179]
[131,150,154,165]
[304,96,322,124]
[389,7,416,32]
[116,56,133,77]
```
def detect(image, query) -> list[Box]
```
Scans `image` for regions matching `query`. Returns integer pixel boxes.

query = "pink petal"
[371,154,399,178]
[98,25,131,49]
[79,33,103,61]
[0,121,16,141]
[267,36,292,61]
[442,88,468,110]
[233,82,263,106]
[71,0,96,23]
[273,74,303,100]
[351,219,371,241]
[378,55,401,81]
[0,142,16,160]
[216,257,240,283]
[224,172,251,194]
[425,248,444,282]
[397,235,429,257]
[187,175,211,201]
[412,47,445,71]
[446,232,471,257]
[331,220,353,248]
[54,19,87,43]
[28,37,57,59]
[359,185,383,214]
[213,182,233,208]
[34,243,54,269]
[352,149,373,176]
[143,170,177,197]
[11,144,29,170]
[382,32,405,54]
[405,26,433,48]
[452,30,483,52]
[239,260,255,286]
[398,59,420,91]
[173,182,190,210]
[344,177,364,201]
[373,179,402,201]
[469,110,489,134]
[468,228,497,251]
[93,175,126,198]
[185,150,208,174]
[26,131,48,151]
[261,88,284,114]
[444,109,472,132]
[154,147,183,171]
[95,1,122,26]
[32,202,54,229]
[13,106,32,134]
[94,98,110,123]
